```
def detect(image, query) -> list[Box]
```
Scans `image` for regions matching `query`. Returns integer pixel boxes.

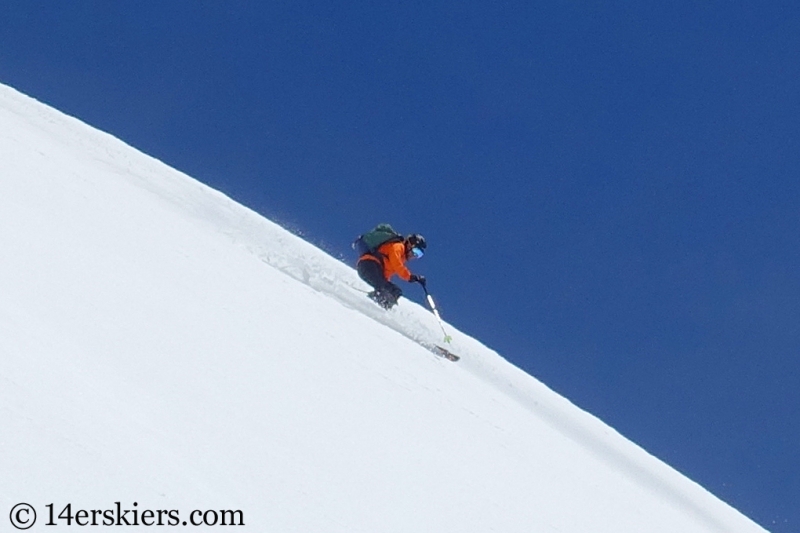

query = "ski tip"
[433,345,460,362]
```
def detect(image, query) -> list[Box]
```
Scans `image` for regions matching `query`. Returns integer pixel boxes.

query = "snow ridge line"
[0,81,760,532]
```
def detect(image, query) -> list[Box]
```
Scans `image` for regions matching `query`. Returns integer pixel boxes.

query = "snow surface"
[0,83,766,532]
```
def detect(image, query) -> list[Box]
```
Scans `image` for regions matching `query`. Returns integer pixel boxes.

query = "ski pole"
[419,280,453,344]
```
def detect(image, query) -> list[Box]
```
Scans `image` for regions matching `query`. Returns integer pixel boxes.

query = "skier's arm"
[385,243,412,281]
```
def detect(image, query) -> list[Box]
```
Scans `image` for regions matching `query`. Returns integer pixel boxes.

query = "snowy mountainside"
[0,83,766,532]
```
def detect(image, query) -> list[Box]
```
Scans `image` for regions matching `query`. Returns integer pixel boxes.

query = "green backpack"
[352,224,404,256]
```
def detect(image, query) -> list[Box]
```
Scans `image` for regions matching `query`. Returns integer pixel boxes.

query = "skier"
[354,226,427,309]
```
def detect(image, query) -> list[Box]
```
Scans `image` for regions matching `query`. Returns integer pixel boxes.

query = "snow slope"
[0,83,766,532]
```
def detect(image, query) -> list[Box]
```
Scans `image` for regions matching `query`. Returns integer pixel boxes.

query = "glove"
[409,274,426,285]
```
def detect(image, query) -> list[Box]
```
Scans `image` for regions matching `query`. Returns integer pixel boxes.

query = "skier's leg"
[357,260,401,309]
[357,259,386,290]
[382,282,402,306]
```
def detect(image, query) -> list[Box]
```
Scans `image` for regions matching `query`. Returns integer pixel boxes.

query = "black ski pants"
[357,259,401,298]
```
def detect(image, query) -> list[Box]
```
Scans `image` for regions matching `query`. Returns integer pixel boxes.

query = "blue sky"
[2,2,797,529]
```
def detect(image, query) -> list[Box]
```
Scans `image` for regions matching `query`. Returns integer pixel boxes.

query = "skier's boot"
[368,289,398,310]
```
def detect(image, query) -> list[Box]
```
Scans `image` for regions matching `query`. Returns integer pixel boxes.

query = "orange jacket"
[359,241,412,282]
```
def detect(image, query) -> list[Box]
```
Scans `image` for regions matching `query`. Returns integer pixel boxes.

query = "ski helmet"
[406,233,427,250]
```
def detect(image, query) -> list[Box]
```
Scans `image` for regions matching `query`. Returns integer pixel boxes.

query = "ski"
[430,345,460,362]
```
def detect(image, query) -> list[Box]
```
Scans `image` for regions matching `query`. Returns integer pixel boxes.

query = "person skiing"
[354,226,427,309]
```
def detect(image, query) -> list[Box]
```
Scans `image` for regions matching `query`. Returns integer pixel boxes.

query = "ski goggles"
[410,246,424,259]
